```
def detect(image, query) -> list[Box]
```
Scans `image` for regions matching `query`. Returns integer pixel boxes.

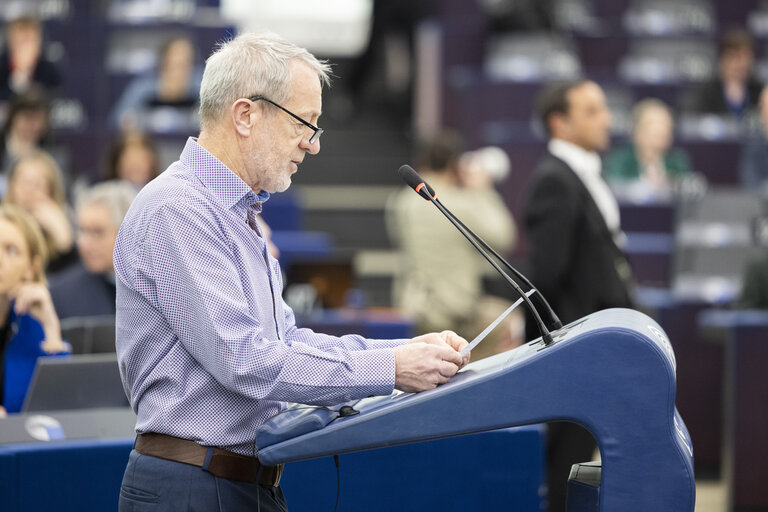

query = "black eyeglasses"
[249,96,323,144]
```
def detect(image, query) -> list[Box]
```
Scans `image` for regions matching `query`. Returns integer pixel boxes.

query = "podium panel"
[282,426,545,511]
[258,308,696,511]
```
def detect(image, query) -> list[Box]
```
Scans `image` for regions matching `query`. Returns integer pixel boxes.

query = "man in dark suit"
[50,181,136,320]
[524,79,633,512]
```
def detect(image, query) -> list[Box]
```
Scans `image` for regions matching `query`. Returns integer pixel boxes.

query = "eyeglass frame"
[249,95,323,144]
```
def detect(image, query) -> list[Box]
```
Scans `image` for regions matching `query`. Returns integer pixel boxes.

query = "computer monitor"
[21,353,129,413]
[59,315,116,354]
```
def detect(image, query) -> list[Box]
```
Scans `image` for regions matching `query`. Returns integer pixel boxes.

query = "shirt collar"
[179,137,270,210]
[549,138,602,179]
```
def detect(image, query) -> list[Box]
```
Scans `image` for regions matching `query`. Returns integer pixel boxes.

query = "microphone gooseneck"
[397,164,559,345]
[433,198,562,332]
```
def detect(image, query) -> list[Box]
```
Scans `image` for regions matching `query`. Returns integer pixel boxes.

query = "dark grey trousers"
[118,449,288,512]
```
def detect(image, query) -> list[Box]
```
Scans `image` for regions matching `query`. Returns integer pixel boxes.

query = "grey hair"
[199,32,332,131]
[76,180,137,228]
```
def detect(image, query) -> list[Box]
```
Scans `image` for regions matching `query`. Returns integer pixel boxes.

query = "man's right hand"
[393,342,464,393]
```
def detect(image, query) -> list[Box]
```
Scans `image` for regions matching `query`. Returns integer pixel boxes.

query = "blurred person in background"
[604,98,692,200]
[111,36,202,131]
[689,28,762,119]
[0,15,62,101]
[387,131,522,361]
[0,204,69,416]
[49,181,136,320]
[740,85,768,189]
[104,131,161,189]
[0,88,52,187]
[3,150,76,274]
[525,79,633,512]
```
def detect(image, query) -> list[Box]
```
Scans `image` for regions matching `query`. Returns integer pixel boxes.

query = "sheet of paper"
[460,289,535,356]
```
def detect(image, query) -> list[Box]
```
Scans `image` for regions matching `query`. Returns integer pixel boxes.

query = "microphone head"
[398,165,422,190]
[397,165,436,201]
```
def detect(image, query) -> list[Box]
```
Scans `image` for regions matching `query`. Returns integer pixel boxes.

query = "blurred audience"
[0,15,62,101]
[688,29,762,118]
[0,204,69,416]
[3,150,76,274]
[111,36,202,131]
[525,80,633,512]
[386,131,522,360]
[104,131,161,189]
[604,99,692,201]
[0,88,52,184]
[740,85,768,190]
[49,181,136,320]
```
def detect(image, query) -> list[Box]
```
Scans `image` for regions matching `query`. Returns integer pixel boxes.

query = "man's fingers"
[438,360,459,379]
[440,330,469,352]
[436,345,463,367]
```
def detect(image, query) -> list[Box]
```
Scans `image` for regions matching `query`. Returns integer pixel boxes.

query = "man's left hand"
[410,331,470,368]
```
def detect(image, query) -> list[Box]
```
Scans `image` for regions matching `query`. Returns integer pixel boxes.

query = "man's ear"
[549,112,568,139]
[231,98,258,137]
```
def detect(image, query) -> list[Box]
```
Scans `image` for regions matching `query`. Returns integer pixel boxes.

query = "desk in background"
[699,310,768,511]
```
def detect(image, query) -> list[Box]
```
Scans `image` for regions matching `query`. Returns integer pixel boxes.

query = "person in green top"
[604,98,692,194]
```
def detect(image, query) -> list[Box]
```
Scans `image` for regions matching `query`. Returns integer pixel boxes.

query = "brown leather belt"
[134,433,283,485]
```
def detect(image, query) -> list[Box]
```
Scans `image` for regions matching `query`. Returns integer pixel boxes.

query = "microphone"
[405,167,562,333]
[397,164,561,345]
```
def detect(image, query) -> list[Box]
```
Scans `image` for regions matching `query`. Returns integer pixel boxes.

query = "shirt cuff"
[351,347,397,397]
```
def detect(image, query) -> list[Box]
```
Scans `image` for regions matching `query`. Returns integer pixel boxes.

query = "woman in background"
[0,204,69,415]
[110,36,201,131]
[3,150,76,274]
[104,131,161,189]
[604,99,692,199]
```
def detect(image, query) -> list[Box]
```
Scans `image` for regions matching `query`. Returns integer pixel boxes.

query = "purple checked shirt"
[114,138,405,456]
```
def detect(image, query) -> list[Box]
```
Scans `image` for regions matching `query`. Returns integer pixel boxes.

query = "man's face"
[555,81,612,153]
[77,203,119,275]
[7,23,42,62]
[720,47,753,84]
[246,61,322,194]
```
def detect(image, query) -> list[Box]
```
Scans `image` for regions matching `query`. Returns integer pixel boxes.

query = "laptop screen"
[22,353,129,413]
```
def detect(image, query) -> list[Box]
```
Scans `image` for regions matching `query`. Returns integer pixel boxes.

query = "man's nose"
[300,137,320,155]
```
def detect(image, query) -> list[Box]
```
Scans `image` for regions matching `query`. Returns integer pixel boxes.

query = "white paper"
[460,289,535,356]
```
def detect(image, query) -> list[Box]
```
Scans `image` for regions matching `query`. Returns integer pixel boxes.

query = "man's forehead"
[567,82,603,106]
[286,61,322,107]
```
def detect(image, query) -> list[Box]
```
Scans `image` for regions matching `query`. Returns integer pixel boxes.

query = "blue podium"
[257,308,696,511]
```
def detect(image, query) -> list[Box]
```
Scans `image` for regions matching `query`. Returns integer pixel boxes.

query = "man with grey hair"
[49,180,136,319]
[114,33,469,511]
